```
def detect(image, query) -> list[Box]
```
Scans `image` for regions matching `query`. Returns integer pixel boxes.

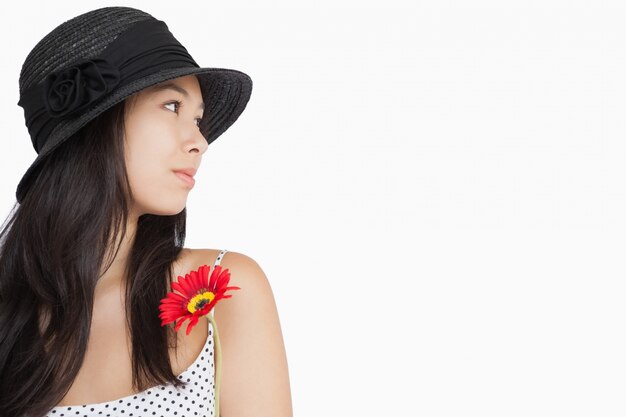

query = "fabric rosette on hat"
[44,58,121,118]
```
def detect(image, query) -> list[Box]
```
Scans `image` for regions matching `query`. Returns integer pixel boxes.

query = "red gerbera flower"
[159,264,240,335]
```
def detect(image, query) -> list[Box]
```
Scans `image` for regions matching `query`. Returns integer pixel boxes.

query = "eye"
[164,100,203,128]
[164,100,182,113]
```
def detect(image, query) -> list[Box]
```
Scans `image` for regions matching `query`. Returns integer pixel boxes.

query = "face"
[123,75,208,217]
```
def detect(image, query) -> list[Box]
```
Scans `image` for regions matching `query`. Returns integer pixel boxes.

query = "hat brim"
[15,66,253,204]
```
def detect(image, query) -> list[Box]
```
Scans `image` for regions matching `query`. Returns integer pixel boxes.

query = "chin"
[137,198,188,217]
[153,203,187,216]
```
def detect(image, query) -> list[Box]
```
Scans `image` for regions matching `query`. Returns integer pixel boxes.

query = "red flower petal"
[181,274,198,297]
[201,265,210,288]
[174,317,187,332]
[189,269,200,293]
[170,280,189,298]
[186,314,200,335]
[159,264,240,334]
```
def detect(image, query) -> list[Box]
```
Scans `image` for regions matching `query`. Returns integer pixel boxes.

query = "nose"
[184,122,209,154]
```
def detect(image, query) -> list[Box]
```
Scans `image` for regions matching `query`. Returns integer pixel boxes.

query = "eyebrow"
[150,82,205,110]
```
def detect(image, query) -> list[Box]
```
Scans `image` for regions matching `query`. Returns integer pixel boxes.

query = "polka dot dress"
[44,249,229,417]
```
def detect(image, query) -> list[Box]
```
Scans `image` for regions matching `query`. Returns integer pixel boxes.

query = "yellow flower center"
[187,291,215,314]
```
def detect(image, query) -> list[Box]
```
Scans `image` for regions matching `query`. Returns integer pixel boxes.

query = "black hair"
[0,97,190,416]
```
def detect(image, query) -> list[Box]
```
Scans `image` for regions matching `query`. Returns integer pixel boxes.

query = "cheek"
[125,146,186,213]
[122,106,189,214]
[124,120,175,194]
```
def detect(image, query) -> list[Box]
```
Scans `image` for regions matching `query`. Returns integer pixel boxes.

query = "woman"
[0,6,292,417]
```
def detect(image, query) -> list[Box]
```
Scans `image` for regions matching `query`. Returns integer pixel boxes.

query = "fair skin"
[57,75,293,416]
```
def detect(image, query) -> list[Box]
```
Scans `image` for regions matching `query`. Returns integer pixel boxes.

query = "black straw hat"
[15,6,253,204]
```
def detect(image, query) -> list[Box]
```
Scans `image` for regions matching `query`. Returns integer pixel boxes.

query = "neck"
[96,212,139,297]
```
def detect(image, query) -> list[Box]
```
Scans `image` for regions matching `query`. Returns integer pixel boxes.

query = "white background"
[1,1,625,416]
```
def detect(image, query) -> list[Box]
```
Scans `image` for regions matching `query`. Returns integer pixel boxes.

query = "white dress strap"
[210,249,228,317]
[214,249,228,267]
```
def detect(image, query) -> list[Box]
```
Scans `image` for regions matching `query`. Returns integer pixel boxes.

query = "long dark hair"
[0,97,190,416]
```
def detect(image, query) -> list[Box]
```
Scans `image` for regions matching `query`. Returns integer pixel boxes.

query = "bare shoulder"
[187,247,293,417]
[187,248,272,299]
[183,248,276,327]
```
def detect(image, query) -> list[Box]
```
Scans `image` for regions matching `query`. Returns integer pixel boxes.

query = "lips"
[173,167,197,178]
[173,170,195,187]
